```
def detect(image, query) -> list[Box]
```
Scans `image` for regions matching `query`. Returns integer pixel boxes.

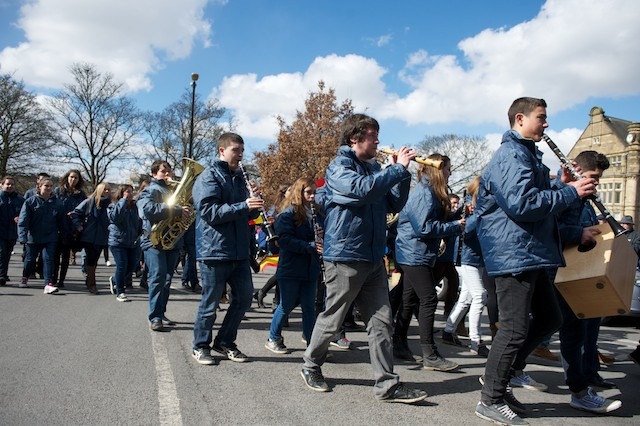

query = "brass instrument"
[542,134,629,250]
[379,148,444,170]
[238,161,278,242]
[386,212,399,226]
[149,157,205,250]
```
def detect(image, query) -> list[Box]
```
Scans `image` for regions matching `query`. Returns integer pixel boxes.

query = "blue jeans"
[23,241,57,285]
[269,277,317,342]
[144,247,180,322]
[110,245,138,295]
[193,260,253,349]
[481,269,562,405]
[181,243,198,286]
[0,238,16,280]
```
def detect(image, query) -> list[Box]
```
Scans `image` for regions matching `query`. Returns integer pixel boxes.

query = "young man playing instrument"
[474,97,596,425]
[191,132,263,365]
[300,113,427,404]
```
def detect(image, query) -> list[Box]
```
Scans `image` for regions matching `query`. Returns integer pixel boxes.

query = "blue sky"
[1,0,639,178]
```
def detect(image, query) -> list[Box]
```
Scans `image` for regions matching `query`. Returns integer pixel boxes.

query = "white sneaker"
[116,293,130,302]
[106,260,112,266]
[43,284,59,294]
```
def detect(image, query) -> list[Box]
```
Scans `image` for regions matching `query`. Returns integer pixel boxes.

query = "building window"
[614,183,622,204]
[609,155,623,167]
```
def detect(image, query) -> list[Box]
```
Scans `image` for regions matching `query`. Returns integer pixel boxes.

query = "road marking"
[151,332,183,426]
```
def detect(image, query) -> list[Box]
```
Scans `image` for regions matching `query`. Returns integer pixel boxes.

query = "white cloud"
[0,0,211,91]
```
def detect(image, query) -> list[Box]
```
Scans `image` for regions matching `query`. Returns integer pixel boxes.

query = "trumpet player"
[191,132,263,365]
[137,160,190,331]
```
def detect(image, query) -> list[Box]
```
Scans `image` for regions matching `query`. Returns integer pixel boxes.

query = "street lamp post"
[188,73,199,159]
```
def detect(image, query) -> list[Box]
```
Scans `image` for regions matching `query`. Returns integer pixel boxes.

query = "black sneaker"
[478,376,527,415]
[442,330,464,346]
[300,368,329,392]
[475,402,528,425]
[162,316,176,327]
[192,348,216,365]
[265,338,288,354]
[213,343,249,362]
[379,383,428,404]
[149,319,165,332]
[423,353,458,371]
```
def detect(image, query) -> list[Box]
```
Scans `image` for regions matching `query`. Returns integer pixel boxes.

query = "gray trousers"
[302,260,399,398]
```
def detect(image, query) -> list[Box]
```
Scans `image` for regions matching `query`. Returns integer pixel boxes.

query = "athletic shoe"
[470,341,490,358]
[300,368,329,392]
[213,343,249,362]
[162,316,176,327]
[479,375,528,415]
[330,338,351,350]
[570,387,622,414]
[149,319,165,332]
[265,338,288,354]
[510,370,548,391]
[109,276,116,295]
[379,383,428,404]
[532,346,560,362]
[442,330,464,347]
[106,260,112,267]
[116,293,130,302]
[475,402,529,425]
[423,352,458,371]
[19,277,28,288]
[192,348,216,365]
[43,284,59,294]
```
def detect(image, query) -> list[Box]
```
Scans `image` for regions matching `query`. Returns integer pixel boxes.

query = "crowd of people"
[1,98,640,425]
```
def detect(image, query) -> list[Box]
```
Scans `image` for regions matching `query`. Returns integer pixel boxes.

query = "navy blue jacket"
[108,198,142,248]
[274,206,322,281]
[192,160,259,261]
[0,190,24,241]
[71,197,111,246]
[321,146,411,263]
[461,211,484,267]
[395,176,461,267]
[18,194,60,244]
[476,130,579,275]
[54,187,87,244]
[137,179,185,251]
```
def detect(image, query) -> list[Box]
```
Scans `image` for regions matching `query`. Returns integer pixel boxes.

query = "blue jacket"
[108,198,142,248]
[395,176,461,267]
[321,146,411,263]
[274,206,322,281]
[137,179,185,251]
[72,196,111,246]
[476,130,579,275]
[552,173,598,246]
[18,194,60,244]
[0,190,24,241]
[461,211,484,267]
[54,187,87,243]
[192,160,259,261]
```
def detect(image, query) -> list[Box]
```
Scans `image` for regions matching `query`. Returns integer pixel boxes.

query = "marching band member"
[300,113,427,404]
[191,132,262,365]
[392,153,464,371]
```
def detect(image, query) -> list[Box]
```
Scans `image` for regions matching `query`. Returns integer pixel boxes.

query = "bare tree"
[0,74,57,176]
[142,91,227,175]
[255,81,353,205]
[48,63,141,187]
[417,134,493,195]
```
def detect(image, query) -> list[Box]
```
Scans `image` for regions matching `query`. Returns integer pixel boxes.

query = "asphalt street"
[1,246,639,425]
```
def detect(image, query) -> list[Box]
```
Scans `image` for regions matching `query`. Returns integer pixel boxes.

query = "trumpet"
[238,161,278,242]
[542,134,629,248]
[379,148,444,170]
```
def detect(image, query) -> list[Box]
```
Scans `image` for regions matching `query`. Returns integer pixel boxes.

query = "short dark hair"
[218,132,244,150]
[340,114,380,146]
[151,160,172,175]
[508,97,547,127]
[574,150,610,172]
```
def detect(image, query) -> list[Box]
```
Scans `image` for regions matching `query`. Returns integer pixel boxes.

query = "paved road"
[1,246,639,425]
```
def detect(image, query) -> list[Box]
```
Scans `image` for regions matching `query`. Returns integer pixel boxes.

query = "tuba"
[149,157,205,250]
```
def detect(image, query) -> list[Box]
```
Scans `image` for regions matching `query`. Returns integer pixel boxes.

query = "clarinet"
[455,190,467,266]
[310,203,326,283]
[238,161,278,242]
[542,134,629,240]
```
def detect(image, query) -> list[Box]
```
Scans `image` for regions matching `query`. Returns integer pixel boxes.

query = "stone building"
[568,106,640,222]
